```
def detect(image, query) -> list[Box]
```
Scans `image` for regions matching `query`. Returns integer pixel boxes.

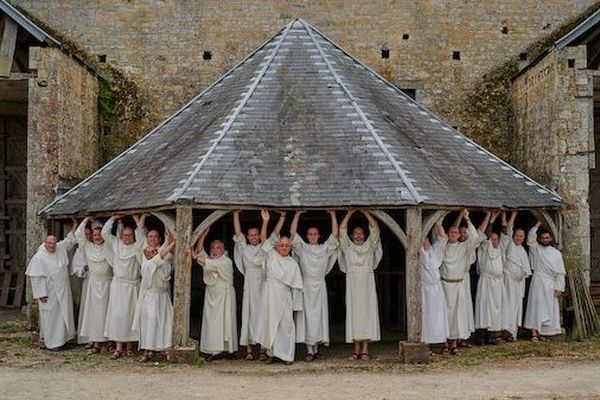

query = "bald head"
[210,240,225,258]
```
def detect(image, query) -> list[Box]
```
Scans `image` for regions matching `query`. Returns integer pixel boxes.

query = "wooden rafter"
[0,15,17,77]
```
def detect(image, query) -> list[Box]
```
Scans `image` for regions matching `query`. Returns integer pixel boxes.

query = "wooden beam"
[0,17,18,77]
[405,208,423,342]
[191,209,230,245]
[421,210,449,238]
[150,211,176,238]
[538,209,560,250]
[370,209,407,249]
[172,206,193,347]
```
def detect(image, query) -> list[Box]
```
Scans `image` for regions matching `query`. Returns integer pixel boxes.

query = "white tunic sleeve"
[324,234,339,255]
[339,228,350,250]
[292,234,305,254]
[58,231,78,252]
[527,226,539,249]
[101,220,116,248]
[368,225,380,250]
[30,276,48,299]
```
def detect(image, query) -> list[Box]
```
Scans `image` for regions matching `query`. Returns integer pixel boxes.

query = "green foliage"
[194,356,205,367]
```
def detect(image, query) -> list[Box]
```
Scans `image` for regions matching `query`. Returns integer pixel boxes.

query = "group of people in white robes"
[420,209,565,354]
[192,208,382,364]
[26,214,176,363]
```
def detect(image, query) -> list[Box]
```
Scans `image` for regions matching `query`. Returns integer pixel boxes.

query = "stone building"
[0,1,597,306]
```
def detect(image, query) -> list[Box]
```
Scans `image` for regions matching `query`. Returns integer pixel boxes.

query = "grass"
[0,321,27,334]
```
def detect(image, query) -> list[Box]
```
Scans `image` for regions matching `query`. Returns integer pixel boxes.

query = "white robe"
[198,251,238,354]
[70,246,89,344]
[258,241,303,362]
[338,225,382,343]
[26,233,77,349]
[75,224,113,343]
[102,220,145,342]
[475,240,504,331]
[524,227,565,336]
[501,228,532,338]
[292,234,338,347]
[132,254,173,351]
[233,233,270,346]
[441,222,484,340]
[420,237,449,343]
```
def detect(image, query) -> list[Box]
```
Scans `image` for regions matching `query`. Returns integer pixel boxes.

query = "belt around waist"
[441,277,463,283]
[114,277,139,285]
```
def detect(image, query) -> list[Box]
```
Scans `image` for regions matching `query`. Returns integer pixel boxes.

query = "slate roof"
[0,0,60,45]
[42,19,563,216]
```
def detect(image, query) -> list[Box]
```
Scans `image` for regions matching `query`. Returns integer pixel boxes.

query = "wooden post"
[172,206,193,348]
[400,207,429,363]
[0,16,18,77]
[405,207,422,342]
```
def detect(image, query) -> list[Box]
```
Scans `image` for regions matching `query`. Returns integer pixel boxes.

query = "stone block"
[168,346,199,364]
[399,341,430,364]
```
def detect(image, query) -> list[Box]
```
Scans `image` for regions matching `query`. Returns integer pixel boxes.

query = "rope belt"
[441,277,463,283]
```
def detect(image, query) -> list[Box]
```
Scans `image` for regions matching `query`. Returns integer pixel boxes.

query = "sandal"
[126,348,135,356]
[245,352,254,361]
[139,353,151,363]
[459,340,472,348]
[441,346,450,355]
[89,346,101,355]
[348,352,359,361]
[531,336,539,342]
[360,353,370,361]
[259,350,268,362]
[109,350,123,360]
[450,347,460,355]
[84,343,94,350]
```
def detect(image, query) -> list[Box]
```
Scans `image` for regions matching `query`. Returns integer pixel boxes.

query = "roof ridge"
[167,20,294,202]
[301,20,423,204]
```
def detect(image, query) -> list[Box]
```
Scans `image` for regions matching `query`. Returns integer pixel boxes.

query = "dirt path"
[1,359,600,400]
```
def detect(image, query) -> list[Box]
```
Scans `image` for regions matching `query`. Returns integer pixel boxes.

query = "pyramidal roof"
[43,19,563,216]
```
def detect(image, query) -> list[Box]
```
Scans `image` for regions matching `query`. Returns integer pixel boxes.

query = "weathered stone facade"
[512,45,594,277]
[11,0,599,160]
[26,46,99,258]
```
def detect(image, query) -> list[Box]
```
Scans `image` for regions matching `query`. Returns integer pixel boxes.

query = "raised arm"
[340,209,355,232]
[486,209,500,236]
[159,229,176,260]
[290,210,304,240]
[75,217,91,246]
[233,210,242,237]
[528,219,542,247]
[478,211,492,235]
[453,208,466,228]
[328,210,339,238]
[193,228,209,265]
[260,209,270,243]
[58,217,79,250]
[507,210,518,236]
[273,210,287,237]
[361,209,377,229]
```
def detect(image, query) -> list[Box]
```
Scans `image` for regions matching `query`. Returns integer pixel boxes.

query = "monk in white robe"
[75,218,113,353]
[26,220,78,350]
[441,209,490,354]
[257,210,303,364]
[500,211,531,341]
[524,221,565,340]
[70,225,91,346]
[193,229,238,361]
[132,231,175,362]
[421,218,449,344]
[102,214,146,359]
[144,229,173,282]
[339,209,382,361]
[474,211,504,345]
[290,210,338,361]
[233,209,285,361]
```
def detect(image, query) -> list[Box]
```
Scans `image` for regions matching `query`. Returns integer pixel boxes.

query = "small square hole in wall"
[402,33,409,40]
[98,54,107,63]
[501,26,509,35]
[203,51,212,60]
[381,48,390,59]
[519,52,528,61]
[568,59,576,68]
[452,51,461,60]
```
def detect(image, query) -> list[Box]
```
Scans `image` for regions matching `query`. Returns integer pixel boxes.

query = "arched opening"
[187,209,409,346]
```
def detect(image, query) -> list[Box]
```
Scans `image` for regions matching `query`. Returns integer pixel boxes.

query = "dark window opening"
[519,52,528,61]
[399,88,416,100]
[381,48,390,59]
[203,51,212,60]
[501,26,509,35]
[402,34,409,40]
[452,51,461,60]
[568,59,576,68]
[98,54,107,63]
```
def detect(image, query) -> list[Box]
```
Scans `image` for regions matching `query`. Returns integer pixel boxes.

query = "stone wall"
[512,45,593,276]
[26,47,100,257]
[12,0,598,160]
